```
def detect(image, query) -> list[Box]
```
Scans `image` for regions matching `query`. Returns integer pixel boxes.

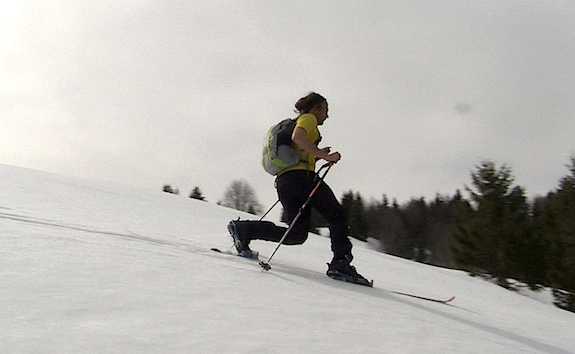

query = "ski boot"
[327,258,373,287]
[227,219,258,259]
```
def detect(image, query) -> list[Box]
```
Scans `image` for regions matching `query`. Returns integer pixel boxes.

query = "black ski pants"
[242,170,353,261]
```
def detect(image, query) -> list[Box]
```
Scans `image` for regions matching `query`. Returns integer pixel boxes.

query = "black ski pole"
[259,199,280,221]
[259,162,333,271]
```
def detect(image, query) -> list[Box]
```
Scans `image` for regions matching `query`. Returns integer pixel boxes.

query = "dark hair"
[294,92,326,114]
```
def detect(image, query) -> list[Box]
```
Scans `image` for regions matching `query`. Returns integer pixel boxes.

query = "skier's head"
[295,92,328,125]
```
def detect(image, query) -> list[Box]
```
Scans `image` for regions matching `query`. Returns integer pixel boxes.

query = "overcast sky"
[2,1,574,214]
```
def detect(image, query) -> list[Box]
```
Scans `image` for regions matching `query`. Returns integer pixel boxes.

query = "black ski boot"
[227,219,257,259]
[327,258,373,287]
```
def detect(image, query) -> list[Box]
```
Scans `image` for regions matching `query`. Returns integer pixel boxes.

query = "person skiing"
[227,92,368,282]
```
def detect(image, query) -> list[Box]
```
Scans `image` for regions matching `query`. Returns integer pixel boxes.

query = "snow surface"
[1,163,574,354]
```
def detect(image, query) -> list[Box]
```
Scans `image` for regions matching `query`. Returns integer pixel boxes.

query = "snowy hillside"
[1,164,573,354]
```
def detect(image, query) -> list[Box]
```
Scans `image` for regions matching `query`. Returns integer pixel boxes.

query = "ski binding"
[327,270,374,287]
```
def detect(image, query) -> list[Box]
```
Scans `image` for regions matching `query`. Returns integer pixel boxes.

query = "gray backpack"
[261,118,299,175]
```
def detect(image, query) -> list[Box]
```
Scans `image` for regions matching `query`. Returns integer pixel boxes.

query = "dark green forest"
[341,157,575,313]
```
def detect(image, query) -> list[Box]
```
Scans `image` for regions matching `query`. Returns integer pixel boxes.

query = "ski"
[211,247,452,302]
[391,291,455,304]
[210,247,259,260]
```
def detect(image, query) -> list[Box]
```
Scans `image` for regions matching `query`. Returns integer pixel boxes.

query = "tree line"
[162,157,575,313]
[341,158,575,313]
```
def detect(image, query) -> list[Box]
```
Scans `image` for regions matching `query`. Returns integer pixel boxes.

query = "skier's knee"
[285,230,308,245]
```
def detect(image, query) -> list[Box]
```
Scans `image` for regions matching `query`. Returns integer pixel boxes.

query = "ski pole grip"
[318,162,333,179]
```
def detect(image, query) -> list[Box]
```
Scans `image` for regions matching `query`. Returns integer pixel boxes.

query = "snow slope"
[1,164,573,354]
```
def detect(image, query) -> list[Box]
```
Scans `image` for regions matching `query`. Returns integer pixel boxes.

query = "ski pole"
[259,199,280,221]
[259,162,333,271]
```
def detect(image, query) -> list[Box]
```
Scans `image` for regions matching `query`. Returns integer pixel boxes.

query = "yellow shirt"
[278,113,321,175]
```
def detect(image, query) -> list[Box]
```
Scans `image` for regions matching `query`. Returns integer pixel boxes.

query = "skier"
[228,92,368,282]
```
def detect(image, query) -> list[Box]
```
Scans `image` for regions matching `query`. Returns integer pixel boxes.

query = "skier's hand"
[324,151,341,163]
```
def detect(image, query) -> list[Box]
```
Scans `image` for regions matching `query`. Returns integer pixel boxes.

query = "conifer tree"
[403,198,430,262]
[163,184,179,195]
[542,157,575,311]
[189,187,206,201]
[453,161,531,288]
[341,191,369,241]
[364,195,408,257]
